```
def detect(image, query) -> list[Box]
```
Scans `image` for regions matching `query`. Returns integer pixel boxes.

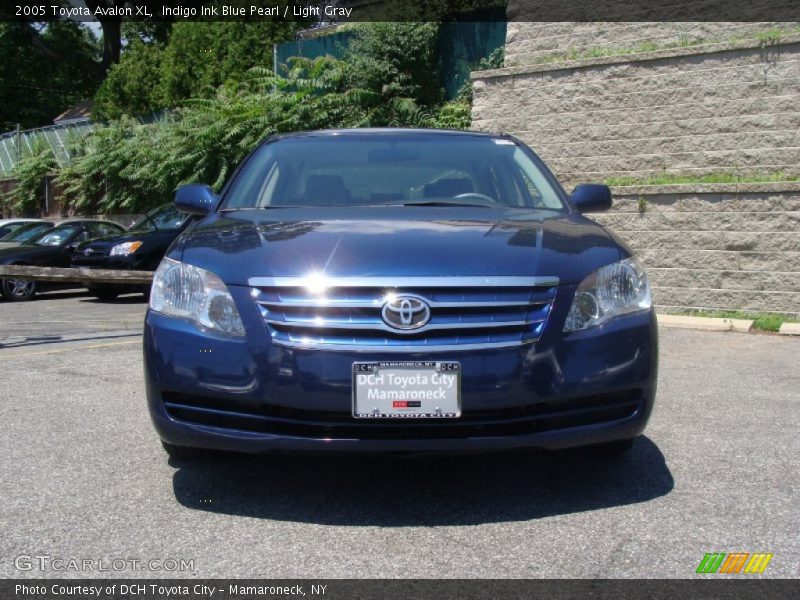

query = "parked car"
[0,219,46,240]
[72,203,193,301]
[0,220,55,249]
[144,129,657,460]
[0,219,125,301]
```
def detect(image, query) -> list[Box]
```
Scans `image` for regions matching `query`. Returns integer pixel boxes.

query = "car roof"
[52,219,124,227]
[268,128,513,142]
[0,218,43,225]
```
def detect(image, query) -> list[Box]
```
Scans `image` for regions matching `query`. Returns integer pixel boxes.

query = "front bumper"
[144,286,658,454]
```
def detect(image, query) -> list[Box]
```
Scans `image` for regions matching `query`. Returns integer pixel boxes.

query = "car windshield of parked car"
[221,134,565,210]
[0,222,27,238]
[129,204,186,233]
[30,224,81,247]
[1,222,52,243]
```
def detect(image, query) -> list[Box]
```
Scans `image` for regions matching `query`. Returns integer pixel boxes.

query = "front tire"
[1,278,36,301]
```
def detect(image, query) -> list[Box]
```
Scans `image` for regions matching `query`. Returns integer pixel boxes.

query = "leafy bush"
[94,21,301,120]
[431,101,472,129]
[5,140,56,215]
[60,57,436,214]
[93,40,166,121]
[345,22,444,108]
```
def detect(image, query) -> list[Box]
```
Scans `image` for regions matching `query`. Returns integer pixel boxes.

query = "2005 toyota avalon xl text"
[144,129,657,459]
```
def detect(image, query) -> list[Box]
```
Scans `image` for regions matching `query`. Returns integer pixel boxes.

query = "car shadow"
[0,332,141,350]
[171,436,673,526]
[80,294,148,304]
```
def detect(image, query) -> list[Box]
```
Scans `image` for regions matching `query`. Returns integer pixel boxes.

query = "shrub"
[60,57,436,214]
[5,140,56,215]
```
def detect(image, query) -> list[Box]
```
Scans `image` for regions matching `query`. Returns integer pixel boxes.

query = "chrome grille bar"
[248,276,559,288]
[251,275,558,352]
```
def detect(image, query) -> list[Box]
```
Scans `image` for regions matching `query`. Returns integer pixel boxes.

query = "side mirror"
[570,184,612,213]
[175,184,218,215]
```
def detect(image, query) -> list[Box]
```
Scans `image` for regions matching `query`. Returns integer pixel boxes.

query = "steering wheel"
[453,192,498,203]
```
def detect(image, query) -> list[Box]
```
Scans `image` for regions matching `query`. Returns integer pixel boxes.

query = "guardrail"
[0,265,153,285]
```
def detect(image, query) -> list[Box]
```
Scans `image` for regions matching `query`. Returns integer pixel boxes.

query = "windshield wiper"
[394,198,499,208]
[218,206,305,212]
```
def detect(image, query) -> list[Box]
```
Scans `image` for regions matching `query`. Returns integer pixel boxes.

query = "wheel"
[593,437,637,456]
[86,285,119,302]
[1,278,36,301]
[161,441,207,459]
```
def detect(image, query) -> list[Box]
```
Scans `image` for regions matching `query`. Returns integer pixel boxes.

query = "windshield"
[221,134,565,210]
[0,222,27,238]
[31,224,81,247]
[129,204,186,232]
[1,222,53,243]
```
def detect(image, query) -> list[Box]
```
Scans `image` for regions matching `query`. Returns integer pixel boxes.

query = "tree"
[0,22,100,130]
[93,40,165,120]
[345,22,444,108]
[159,21,300,107]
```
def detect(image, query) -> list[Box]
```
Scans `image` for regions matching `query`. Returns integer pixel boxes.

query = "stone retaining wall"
[503,21,799,68]
[471,35,800,186]
[592,183,800,314]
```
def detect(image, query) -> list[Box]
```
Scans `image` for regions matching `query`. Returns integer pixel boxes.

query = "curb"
[778,323,800,336]
[656,314,753,333]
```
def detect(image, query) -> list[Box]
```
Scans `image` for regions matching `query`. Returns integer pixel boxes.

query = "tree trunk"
[99,18,122,78]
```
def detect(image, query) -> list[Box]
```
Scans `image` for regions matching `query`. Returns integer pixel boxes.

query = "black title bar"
[2,0,799,23]
[4,579,800,600]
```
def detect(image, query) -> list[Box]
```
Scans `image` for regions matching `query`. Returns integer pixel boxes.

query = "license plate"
[352,361,461,419]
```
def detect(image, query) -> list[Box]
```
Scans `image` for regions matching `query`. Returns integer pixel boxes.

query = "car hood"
[177,207,628,286]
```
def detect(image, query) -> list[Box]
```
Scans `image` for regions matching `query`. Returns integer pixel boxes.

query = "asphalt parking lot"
[0,290,798,578]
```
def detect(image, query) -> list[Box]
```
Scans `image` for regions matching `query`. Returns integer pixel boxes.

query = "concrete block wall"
[592,184,800,314]
[472,35,800,186]
[470,22,800,312]
[503,22,799,68]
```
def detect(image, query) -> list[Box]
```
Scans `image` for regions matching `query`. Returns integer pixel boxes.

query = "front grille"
[163,389,641,440]
[249,276,558,352]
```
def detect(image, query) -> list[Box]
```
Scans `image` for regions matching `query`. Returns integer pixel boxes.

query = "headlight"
[110,241,143,256]
[150,258,244,335]
[564,258,651,332]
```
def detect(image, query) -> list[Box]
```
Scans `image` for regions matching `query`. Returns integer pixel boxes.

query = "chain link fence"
[0,122,95,177]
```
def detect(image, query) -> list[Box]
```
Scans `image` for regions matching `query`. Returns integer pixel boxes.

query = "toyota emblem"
[381,295,431,331]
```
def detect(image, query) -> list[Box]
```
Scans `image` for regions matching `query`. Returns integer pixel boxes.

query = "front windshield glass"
[129,204,186,232]
[1,222,53,243]
[32,224,81,247]
[221,134,565,210]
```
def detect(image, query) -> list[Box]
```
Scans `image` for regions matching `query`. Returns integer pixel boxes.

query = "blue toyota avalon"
[144,129,657,459]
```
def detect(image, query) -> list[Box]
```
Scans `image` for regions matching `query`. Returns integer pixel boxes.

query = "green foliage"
[60,57,437,214]
[605,171,800,187]
[477,46,505,70]
[666,309,800,332]
[430,101,472,129]
[160,21,299,108]
[345,22,444,108]
[5,140,56,215]
[57,20,499,214]
[93,40,165,120]
[94,20,301,120]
